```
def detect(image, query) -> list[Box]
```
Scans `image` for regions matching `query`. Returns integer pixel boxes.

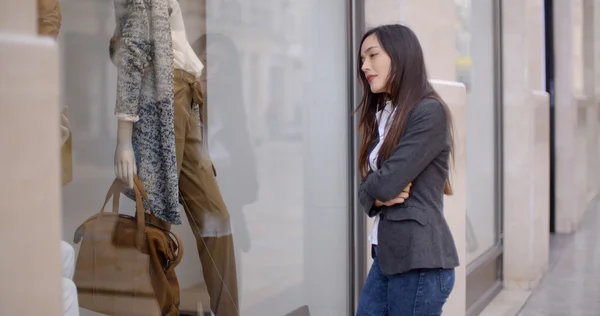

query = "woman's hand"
[375,183,412,207]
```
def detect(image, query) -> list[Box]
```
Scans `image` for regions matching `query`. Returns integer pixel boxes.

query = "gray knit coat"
[113,0,181,224]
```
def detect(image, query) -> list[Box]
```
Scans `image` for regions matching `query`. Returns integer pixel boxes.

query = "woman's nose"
[361,61,370,73]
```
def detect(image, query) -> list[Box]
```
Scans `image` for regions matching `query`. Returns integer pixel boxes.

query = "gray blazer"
[358,98,460,276]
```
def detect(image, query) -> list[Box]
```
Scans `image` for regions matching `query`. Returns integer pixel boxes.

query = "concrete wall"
[435,80,468,316]
[501,0,550,292]
[552,0,600,234]
[0,0,63,315]
[482,0,600,314]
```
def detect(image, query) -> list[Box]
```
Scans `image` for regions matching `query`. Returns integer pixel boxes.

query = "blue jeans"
[357,246,455,316]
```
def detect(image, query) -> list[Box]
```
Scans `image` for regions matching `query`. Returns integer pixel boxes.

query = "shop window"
[58,0,352,315]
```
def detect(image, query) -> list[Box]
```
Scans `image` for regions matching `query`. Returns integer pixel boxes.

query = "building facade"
[1,0,600,315]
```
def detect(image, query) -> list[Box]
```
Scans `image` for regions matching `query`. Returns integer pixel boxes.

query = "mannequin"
[111,0,180,224]
[111,1,239,314]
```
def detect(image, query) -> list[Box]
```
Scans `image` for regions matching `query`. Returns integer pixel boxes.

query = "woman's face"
[360,34,391,94]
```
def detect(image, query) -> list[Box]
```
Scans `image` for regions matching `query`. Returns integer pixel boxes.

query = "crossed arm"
[374,183,412,207]
[358,100,449,217]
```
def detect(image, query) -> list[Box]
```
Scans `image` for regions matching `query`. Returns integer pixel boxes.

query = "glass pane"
[454,0,499,264]
[59,0,350,315]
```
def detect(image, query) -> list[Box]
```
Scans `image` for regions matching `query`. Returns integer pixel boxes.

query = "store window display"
[109,0,237,314]
[60,0,351,315]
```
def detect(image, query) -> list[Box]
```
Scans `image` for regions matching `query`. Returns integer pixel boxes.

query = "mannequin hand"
[59,117,70,146]
[59,107,70,146]
[114,143,136,189]
[374,183,412,207]
[114,120,136,189]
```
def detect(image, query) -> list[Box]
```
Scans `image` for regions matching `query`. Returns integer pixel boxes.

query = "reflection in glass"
[59,0,350,315]
[454,0,498,264]
[195,33,259,296]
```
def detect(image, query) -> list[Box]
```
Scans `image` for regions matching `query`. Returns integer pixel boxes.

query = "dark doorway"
[544,0,556,233]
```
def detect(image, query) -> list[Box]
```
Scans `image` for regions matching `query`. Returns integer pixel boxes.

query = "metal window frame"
[466,0,505,314]
[348,0,366,313]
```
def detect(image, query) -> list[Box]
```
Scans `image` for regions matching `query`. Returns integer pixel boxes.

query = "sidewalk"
[518,199,600,316]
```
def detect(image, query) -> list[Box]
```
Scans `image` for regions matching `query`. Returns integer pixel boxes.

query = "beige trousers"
[174,69,239,316]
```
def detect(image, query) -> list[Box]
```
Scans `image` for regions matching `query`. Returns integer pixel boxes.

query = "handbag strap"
[99,176,156,215]
[98,175,156,250]
[133,175,153,213]
[167,230,184,267]
[131,181,146,250]
[133,176,184,267]
[92,176,184,266]
[99,178,124,213]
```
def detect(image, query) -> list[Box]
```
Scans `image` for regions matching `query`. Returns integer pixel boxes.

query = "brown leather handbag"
[73,176,184,316]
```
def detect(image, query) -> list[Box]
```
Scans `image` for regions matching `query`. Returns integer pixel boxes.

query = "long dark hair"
[355,24,454,195]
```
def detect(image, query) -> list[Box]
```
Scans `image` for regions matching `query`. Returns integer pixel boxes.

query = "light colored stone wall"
[0,0,63,315]
[596,0,600,99]
[533,90,551,288]
[502,0,550,292]
[553,0,580,234]
[583,0,599,205]
[553,0,600,233]
[435,80,467,316]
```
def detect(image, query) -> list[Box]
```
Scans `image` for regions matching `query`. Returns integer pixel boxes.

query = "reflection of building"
[58,1,118,168]
[182,0,311,143]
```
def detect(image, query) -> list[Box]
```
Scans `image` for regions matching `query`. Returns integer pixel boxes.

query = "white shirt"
[369,101,396,245]
[169,0,204,78]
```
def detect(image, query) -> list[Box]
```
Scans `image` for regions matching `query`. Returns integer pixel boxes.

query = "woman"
[355,24,459,316]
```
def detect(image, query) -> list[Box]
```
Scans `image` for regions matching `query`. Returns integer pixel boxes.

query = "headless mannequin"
[113,1,239,314]
[114,0,203,188]
[111,0,181,228]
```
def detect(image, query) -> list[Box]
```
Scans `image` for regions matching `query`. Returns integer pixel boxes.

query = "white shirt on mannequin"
[168,0,203,77]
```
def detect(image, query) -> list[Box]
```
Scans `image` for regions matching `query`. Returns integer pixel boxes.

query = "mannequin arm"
[114,120,136,189]
[59,107,70,146]
[114,0,151,122]
[113,0,150,188]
